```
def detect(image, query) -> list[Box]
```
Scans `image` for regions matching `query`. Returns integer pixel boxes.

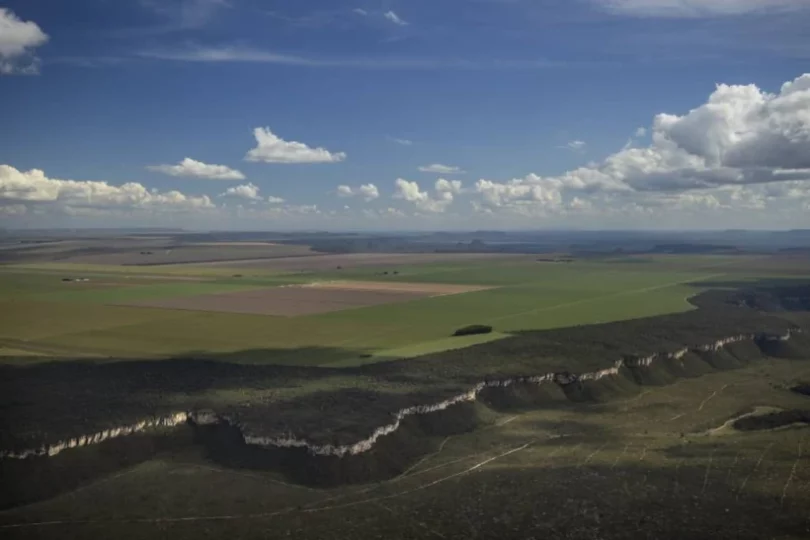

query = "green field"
[0,254,802,366]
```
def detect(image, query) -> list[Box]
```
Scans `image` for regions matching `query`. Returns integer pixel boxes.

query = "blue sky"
[1,0,809,230]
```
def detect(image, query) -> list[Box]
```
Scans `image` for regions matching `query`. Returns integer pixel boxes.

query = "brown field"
[194,252,531,271]
[121,280,490,316]
[304,280,491,294]
[121,286,432,316]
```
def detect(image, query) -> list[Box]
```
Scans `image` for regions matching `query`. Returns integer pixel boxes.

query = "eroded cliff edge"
[2,284,809,506]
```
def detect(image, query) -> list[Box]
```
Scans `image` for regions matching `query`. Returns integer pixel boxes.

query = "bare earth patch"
[303,280,491,295]
[121,280,491,316]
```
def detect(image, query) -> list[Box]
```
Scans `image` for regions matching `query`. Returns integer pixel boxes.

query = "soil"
[122,286,435,316]
[303,280,492,295]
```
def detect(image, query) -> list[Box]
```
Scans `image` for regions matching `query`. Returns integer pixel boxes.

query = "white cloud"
[394,178,453,212]
[336,183,379,201]
[246,127,346,164]
[0,165,214,211]
[652,76,810,172]
[383,10,408,26]
[561,140,587,151]
[219,183,262,201]
[597,0,806,17]
[359,183,380,201]
[390,137,413,146]
[529,73,810,196]
[0,8,48,75]
[435,178,463,195]
[466,74,810,223]
[474,176,565,210]
[352,8,368,16]
[140,45,564,70]
[394,178,428,202]
[635,127,647,137]
[419,163,465,174]
[147,157,245,180]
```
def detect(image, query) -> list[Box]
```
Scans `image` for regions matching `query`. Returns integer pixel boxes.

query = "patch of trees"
[536,257,573,263]
[705,285,810,312]
[453,325,493,337]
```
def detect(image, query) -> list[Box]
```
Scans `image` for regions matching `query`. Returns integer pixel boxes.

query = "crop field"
[1,252,806,366]
[124,281,492,317]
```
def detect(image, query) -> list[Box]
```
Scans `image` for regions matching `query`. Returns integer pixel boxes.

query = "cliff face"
[0,412,216,460]
[2,330,801,464]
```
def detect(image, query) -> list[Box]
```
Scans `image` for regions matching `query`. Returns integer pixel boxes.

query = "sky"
[1,0,809,231]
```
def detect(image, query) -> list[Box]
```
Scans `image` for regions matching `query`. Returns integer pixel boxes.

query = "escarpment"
[2,285,808,504]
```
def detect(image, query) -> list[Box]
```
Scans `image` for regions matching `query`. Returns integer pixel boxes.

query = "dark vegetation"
[452,324,493,337]
[1,284,807,453]
[1,282,809,506]
[733,409,810,431]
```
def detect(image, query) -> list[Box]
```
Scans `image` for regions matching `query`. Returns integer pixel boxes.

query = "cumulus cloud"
[394,178,456,212]
[336,183,379,201]
[472,73,810,218]
[246,127,346,164]
[0,165,213,212]
[218,183,285,204]
[219,183,262,201]
[394,179,428,202]
[597,0,806,17]
[435,178,463,195]
[474,176,565,209]
[359,183,380,200]
[419,163,465,174]
[0,8,48,75]
[147,157,245,180]
[383,10,408,26]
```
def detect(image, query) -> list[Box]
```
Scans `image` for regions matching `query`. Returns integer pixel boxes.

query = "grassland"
[0,253,805,366]
[3,355,809,539]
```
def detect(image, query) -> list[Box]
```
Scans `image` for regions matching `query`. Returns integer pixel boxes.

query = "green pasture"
[0,255,804,366]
